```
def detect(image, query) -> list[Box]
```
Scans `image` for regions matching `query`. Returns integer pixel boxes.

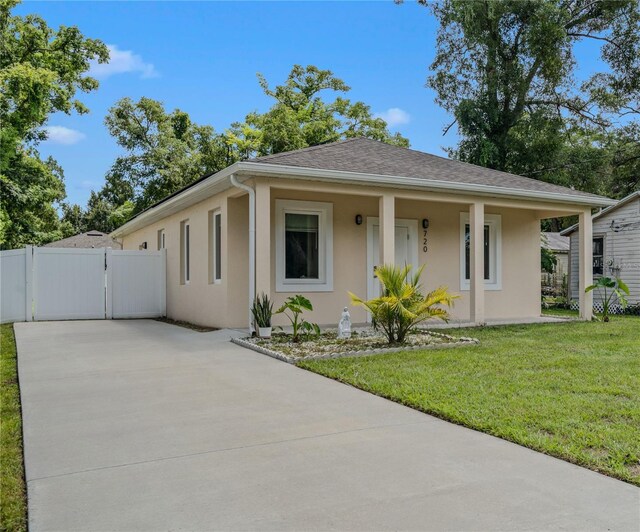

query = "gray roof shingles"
[252,138,607,201]
[44,231,122,249]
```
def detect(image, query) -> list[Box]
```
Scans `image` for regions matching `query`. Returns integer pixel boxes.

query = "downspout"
[230,174,255,333]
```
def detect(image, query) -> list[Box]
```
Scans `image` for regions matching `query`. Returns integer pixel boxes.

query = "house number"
[423,230,428,253]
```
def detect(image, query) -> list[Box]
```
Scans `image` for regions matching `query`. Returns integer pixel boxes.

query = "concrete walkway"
[15,320,639,531]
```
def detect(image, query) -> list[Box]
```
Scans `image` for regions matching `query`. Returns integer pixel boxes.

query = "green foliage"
[101,97,236,214]
[350,264,458,345]
[585,277,630,322]
[251,292,274,328]
[424,0,640,197]
[227,65,409,158]
[275,294,320,342]
[0,0,108,248]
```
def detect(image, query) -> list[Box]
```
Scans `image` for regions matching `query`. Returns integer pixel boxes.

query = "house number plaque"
[423,229,428,253]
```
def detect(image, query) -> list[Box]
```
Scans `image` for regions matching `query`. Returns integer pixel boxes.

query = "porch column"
[379,193,395,266]
[578,208,593,320]
[470,202,485,325]
[255,181,271,299]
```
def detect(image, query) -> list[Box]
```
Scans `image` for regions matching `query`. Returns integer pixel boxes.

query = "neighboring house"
[111,138,614,328]
[562,191,640,311]
[542,232,570,276]
[44,230,122,249]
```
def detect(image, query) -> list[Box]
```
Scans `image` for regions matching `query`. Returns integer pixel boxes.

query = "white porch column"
[255,181,271,299]
[379,194,395,266]
[578,209,593,320]
[470,202,485,325]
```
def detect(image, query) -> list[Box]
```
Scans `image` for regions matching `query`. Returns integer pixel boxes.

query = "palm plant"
[350,264,458,345]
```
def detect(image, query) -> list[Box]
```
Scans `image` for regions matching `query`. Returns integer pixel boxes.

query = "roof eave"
[111,161,616,238]
[242,162,616,207]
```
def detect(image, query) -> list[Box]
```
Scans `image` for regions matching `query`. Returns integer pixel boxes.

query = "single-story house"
[561,191,640,311]
[542,232,570,276]
[111,138,614,329]
[45,230,122,249]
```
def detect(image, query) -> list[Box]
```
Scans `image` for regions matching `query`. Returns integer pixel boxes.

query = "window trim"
[209,209,222,284]
[592,235,605,277]
[459,212,502,291]
[157,228,165,250]
[275,199,333,292]
[180,220,190,285]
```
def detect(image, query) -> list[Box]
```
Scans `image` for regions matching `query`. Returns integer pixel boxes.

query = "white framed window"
[209,209,222,283]
[157,228,165,250]
[460,213,502,291]
[275,199,333,292]
[180,220,190,284]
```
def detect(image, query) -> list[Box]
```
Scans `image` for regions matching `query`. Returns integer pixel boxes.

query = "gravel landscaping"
[233,328,479,363]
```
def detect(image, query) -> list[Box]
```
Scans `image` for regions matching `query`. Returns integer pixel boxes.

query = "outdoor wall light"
[355,214,363,225]
[422,218,430,229]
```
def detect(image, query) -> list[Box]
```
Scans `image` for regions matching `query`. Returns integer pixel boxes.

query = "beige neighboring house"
[542,232,570,276]
[562,191,640,310]
[45,230,122,249]
[111,138,614,328]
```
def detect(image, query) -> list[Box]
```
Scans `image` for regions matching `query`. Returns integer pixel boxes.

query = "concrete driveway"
[16,320,639,531]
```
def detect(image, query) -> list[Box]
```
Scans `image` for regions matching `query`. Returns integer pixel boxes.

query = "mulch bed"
[232,328,479,363]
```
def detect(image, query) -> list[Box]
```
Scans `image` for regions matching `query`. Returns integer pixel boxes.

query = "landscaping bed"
[233,328,478,362]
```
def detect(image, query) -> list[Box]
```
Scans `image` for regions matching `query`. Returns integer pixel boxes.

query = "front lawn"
[299,317,640,485]
[1,324,27,531]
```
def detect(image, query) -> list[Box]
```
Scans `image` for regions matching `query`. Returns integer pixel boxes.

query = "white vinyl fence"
[0,246,165,323]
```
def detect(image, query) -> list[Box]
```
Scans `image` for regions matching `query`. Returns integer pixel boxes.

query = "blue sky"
[20,1,605,207]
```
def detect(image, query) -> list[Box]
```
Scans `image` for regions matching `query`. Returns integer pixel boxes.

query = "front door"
[366,218,419,302]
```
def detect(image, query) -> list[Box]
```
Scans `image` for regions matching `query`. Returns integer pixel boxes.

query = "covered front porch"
[234,176,595,327]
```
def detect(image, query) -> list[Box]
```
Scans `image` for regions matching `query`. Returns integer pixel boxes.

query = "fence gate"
[0,246,166,323]
[34,247,106,321]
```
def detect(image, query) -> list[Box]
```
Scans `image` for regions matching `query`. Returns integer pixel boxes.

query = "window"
[209,210,222,283]
[460,213,502,290]
[275,199,333,292]
[593,236,604,276]
[157,229,165,250]
[180,220,190,284]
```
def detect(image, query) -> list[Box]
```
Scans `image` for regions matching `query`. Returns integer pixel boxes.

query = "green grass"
[1,324,27,532]
[299,317,640,485]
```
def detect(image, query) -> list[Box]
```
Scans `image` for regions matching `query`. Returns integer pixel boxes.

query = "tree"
[0,0,108,248]
[424,0,640,184]
[227,65,409,158]
[101,97,234,214]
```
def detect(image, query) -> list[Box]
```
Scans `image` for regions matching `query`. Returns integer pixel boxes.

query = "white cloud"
[375,107,411,128]
[43,126,86,145]
[90,44,158,79]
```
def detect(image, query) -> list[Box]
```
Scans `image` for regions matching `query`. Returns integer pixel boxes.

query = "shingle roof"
[44,231,122,249]
[542,232,570,253]
[252,138,606,201]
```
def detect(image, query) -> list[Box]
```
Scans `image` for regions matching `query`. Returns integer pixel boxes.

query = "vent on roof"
[87,232,103,236]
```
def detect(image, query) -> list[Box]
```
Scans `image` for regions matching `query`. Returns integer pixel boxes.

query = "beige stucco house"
[111,138,614,329]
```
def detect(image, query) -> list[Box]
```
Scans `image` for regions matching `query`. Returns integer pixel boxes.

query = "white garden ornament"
[338,307,352,339]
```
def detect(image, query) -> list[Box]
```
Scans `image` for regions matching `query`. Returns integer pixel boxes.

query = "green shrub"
[275,295,320,342]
